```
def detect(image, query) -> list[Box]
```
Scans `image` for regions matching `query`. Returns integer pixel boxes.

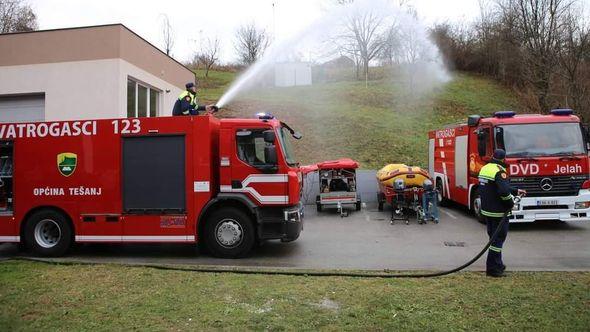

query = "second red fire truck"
[429,109,590,223]
[0,114,304,258]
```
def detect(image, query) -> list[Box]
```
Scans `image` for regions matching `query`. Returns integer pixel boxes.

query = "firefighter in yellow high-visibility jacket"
[172,82,217,116]
[478,149,526,277]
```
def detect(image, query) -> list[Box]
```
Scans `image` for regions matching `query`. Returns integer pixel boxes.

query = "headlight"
[575,201,590,209]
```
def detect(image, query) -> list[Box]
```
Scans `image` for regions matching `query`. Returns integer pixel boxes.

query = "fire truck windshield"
[498,122,586,157]
[278,126,298,166]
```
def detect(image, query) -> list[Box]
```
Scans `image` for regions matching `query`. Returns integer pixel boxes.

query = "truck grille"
[510,175,588,197]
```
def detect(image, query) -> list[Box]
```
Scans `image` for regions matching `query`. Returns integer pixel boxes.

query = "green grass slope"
[197,70,518,169]
[1,261,588,330]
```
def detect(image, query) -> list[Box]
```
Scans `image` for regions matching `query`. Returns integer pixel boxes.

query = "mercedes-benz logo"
[540,178,553,191]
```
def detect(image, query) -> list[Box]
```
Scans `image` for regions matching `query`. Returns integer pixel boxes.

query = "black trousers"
[486,215,509,273]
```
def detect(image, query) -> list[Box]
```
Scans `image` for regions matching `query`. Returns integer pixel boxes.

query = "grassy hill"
[195,69,519,169]
[2,261,588,330]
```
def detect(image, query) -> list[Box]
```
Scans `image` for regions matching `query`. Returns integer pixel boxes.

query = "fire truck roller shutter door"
[428,138,435,177]
[122,135,186,213]
[455,136,468,189]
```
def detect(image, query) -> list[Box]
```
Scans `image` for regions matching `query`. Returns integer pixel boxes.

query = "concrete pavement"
[1,203,589,271]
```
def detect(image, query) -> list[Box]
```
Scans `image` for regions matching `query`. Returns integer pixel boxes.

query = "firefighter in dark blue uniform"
[478,149,526,277]
[172,82,217,116]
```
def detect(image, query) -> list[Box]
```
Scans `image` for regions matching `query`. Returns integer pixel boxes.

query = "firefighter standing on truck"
[172,82,217,116]
[478,149,526,277]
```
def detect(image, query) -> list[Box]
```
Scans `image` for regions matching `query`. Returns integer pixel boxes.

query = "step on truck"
[0,113,304,258]
[429,109,590,223]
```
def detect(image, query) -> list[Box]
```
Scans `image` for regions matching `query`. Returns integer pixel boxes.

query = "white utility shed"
[274,62,312,87]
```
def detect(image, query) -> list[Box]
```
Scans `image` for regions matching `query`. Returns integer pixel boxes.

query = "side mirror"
[468,115,481,127]
[293,132,303,140]
[263,130,276,143]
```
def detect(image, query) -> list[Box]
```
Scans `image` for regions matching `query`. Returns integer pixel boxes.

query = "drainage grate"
[444,241,466,247]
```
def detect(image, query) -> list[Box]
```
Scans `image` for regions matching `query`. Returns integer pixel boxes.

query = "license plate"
[536,200,558,206]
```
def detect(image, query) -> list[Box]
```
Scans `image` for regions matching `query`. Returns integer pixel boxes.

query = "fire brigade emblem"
[57,152,77,177]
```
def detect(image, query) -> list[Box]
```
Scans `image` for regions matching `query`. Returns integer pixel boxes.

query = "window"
[236,130,270,166]
[499,123,586,157]
[126,78,160,118]
[278,126,297,166]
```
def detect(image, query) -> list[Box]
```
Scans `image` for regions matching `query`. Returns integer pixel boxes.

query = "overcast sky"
[27,0,589,64]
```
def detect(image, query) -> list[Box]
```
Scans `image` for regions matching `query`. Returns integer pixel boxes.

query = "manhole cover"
[444,241,466,247]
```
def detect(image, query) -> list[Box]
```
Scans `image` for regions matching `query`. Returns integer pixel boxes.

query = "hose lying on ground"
[8,200,517,279]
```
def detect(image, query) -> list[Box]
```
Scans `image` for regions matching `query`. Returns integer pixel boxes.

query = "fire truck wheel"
[436,180,450,207]
[24,210,72,257]
[471,191,486,224]
[204,208,255,258]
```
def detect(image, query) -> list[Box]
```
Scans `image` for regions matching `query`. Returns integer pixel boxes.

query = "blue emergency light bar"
[256,112,275,120]
[493,110,516,118]
[550,109,574,116]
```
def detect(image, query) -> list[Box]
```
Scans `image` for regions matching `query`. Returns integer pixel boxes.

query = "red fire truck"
[429,109,590,223]
[0,114,304,258]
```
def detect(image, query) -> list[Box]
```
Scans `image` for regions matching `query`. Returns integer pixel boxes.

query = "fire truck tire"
[436,179,450,207]
[24,209,72,257]
[470,191,486,224]
[204,208,255,258]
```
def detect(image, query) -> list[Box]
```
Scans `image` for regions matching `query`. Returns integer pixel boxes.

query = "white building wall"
[0,58,185,121]
[0,59,120,121]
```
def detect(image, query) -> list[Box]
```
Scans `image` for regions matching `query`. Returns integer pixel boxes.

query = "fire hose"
[11,196,522,279]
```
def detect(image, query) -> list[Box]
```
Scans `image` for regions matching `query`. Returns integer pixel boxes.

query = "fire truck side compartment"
[122,135,186,214]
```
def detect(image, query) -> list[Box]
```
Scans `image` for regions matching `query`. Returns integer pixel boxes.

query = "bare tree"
[378,23,401,66]
[499,0,574,111]
[431,0,590,116]
[557,10,590,119]
[0,0,37,33]
[196,36,221,78]
[234,23,269,65]
[340,8,387,84]
[160,14,174,56]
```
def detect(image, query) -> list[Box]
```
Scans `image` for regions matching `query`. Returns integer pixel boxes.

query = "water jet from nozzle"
[215,0,451,109]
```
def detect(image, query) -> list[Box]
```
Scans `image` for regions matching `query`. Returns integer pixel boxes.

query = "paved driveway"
[1,204,589,271]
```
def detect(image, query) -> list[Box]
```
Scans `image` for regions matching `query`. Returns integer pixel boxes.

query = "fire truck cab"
[0,114,304,258]
[429,109,590,223]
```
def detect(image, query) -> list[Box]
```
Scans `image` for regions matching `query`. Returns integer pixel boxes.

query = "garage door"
[0,94,45,123]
